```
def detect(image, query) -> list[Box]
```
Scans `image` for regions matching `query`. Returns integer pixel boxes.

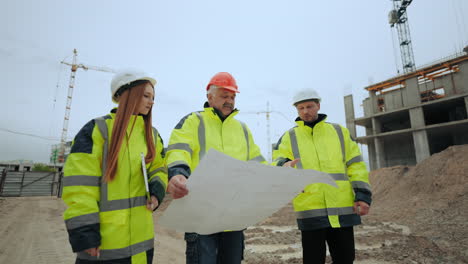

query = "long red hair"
[104,82,155,182]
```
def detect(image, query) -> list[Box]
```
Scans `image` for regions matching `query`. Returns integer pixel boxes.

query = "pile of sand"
[370,144,468,220]
[369,144,468,261]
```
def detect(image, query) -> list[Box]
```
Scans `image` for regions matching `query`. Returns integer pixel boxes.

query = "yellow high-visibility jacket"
[272,114,371,231]
[166,103,266,180]
[62,111,167,263]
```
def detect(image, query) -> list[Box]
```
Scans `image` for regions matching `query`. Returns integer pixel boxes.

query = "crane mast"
[389,0,416,73]
[58,49,78,163]
[242,102,295,162]
[57,49,115,163]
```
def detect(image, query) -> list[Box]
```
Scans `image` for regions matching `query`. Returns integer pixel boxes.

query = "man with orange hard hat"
[166,72,266,264]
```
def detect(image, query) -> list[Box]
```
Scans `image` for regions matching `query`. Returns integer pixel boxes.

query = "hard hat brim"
[112,77,157,104]
[293,98,321,106]
[139,77,157,87]
[220,86,240,93]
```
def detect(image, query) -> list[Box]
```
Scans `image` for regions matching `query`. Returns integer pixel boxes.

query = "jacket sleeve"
[148,130,168,205]
[245,124,267,164]
[342,125,372,205]
[271,131,294,166]
[166,113,199,180]
[62,120,103,252]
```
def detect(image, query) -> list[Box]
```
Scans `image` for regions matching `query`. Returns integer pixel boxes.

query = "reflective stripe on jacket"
[272,115,371,231]
[62,112,167,263]
[166,105,266,177]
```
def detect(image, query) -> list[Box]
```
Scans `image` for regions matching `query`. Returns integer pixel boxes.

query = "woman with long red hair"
[62,70,167,264]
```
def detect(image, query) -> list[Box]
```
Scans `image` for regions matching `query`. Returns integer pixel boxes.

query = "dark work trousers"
[75,248,154,264]
[301,226,355,264]
[185,231,244,264]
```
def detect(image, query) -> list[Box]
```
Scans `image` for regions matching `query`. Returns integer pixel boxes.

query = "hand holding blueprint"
[159,149,337,235]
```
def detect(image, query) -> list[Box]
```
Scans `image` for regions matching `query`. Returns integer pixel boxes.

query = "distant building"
[0,160,34,171]
[50,141,72,164]
[345,51,468,170]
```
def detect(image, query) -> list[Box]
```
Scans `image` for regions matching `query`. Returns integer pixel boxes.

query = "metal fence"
[0,169,61,197]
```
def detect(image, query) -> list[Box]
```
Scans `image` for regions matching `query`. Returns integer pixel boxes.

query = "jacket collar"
[295,113,327,128]
[110,107,147,117]
[203,101,238,122]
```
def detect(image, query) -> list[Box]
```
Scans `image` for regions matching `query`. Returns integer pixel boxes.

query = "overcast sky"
[1,0,467,163]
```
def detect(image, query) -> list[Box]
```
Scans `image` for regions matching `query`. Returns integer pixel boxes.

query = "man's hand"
[283,158,300,168]
[167,174,189,199]
[146,195,159,211]
[353,201,370,216]
[85,247,100,257]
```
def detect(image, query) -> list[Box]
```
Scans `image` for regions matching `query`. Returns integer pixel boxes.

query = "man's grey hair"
[207,85,220,95]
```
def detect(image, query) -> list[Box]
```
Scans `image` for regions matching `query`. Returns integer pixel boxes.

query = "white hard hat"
[292,89,321,106]
[110,69,157,103]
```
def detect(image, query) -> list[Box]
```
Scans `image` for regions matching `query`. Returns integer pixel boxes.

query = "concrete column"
[369,91,378,115]
[441,75,455,96]
[372,117,381,134]
[344,95,357,139]
[409,107,430,163]
[362,98,372,117]
[412,130,431,162]
[374,138,385,169]
[405,76,421,106]
[371,116,384,169]
[456,62,468,94]
[465,96,468,117]
[409,107,425,128]
[370,117,386,168]
[367,141,377,170]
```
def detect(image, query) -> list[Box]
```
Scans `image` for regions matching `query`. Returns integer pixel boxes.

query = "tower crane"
[57,49,116,163]
[389,0,416,73]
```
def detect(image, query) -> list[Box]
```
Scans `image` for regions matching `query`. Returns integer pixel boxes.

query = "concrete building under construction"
[345,51,468,170]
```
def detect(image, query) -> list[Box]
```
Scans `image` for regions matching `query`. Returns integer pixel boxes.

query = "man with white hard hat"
[272,89,372,264]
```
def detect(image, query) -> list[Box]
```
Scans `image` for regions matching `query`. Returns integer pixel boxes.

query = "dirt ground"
[0,145,467,263]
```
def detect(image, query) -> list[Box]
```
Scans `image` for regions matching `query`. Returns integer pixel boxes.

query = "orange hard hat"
[206,72,239,93]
